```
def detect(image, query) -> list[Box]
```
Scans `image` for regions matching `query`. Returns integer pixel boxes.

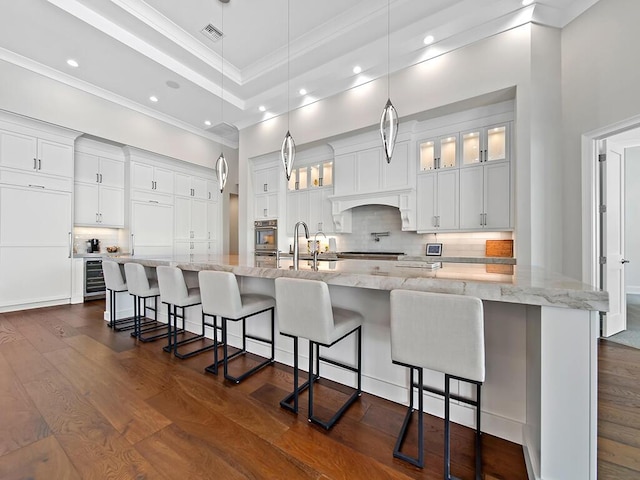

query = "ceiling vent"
[206,122,239,144]
[201,23,223,43]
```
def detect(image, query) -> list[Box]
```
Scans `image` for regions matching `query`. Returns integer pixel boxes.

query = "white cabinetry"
[416,170,459,232]
[131,161,174,195]
[175,172,207,199]
[0,113,77,311]
[130,201,174,256]
[286,188,334,235]
[459,161,510,230]
[461,124,509,166]
[253,164,280,219]
[74,148,125,227]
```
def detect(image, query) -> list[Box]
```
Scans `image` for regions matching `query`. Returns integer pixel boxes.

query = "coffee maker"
[89,238,100,253]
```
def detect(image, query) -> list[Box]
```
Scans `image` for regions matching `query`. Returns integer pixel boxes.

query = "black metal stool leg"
[445,374,451,479]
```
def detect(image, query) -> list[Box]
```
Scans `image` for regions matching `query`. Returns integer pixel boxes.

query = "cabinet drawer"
[0,168,72,192]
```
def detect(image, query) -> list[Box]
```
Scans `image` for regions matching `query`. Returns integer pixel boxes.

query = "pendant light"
[215,0,229,193]
[380,0,398,164]
[281,0,295,181]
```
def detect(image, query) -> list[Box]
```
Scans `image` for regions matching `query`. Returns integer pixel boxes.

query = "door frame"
[582,114,640,322]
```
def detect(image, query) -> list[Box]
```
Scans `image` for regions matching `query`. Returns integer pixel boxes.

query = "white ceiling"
[0,0,599,147]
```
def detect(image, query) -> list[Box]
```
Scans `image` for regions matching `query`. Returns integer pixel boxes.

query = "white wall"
[0,59,221,168]
[240,24,565,273]
[626,147,640,292]
[561,0,640,280]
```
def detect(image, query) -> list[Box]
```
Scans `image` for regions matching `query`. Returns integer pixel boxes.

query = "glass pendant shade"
[281,130,296,181]
[380,98,398,164]
[215,152,228,193]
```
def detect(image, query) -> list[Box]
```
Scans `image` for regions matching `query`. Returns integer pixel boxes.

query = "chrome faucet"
[293,221,309,270]
[312,231,327,270]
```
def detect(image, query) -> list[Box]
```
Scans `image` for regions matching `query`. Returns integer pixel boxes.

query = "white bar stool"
[124,262,167,342]
[275,277,362,430]
[390,289,485,478]
[156,266,214,359]
[102,260,134,331]
[198,270,275,384]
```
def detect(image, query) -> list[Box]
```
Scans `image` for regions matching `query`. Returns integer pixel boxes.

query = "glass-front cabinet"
[419,134,458,171]
[461,124,508,166]
[288,161,333,190]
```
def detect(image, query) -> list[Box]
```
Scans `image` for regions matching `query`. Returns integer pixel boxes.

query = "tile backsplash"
[73,227,127,254]
[303,205,514,257]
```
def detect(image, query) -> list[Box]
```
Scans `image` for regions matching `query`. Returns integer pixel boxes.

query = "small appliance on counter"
[88,238,100,253]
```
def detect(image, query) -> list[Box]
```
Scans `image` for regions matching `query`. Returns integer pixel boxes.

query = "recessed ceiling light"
[299,88,307,96]
[353,65,362,75]
[258,105,266,112]
[522,0,534,5]
[423,35,435,46]
[149,95,159,103]
[204,120,212,126]
[166,80,180,89]
[66,59,79,68]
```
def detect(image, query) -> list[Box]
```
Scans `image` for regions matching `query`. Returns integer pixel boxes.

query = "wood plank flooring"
[0,302,530,479]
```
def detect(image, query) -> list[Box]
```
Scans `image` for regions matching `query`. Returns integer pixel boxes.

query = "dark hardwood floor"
[0,301,533,479]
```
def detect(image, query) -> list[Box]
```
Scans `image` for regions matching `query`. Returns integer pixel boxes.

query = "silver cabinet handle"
[96,173,100,183]
[131,233,135,256]
[208,192,211,199]
[484,213,487,225]
[28,184,45,189]
[480,213,484,226]
[263,183,267,192]
[100,173,103,183]
[622,259,630,264]
[38,159,41,170]
[433,216,437,227]
[33,158,37,170]
[68,232,72,258]
[437,216,440,228]
[263,208,267,217]
[96,213,99,223]
[99,213,103,223]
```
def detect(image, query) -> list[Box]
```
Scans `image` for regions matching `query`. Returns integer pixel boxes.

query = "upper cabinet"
[419,134,458,171]
[74,142,125,228]
[461,124,508,166]
[253,162,281,220]
[175,172,207,199]
[288,161,333,191]
[254,166,280,195]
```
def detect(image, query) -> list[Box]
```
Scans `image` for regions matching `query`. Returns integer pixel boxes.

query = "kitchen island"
[110,254,607,480]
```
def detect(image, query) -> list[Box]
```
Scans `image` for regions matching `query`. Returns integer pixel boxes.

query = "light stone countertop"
[399,255,517,265]
[110,254,608,312]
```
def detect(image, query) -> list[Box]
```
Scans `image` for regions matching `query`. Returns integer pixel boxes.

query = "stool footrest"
[318,355,359,374]
[224,355,274,384]
[393,407,424,468]
[279,375,318,412]
[110,316,136,331]
[162,333,204,353]
[174,341,218,359]
[310,387,361,430]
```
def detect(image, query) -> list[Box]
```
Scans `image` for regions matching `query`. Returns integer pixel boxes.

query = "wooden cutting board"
[486,240,513,258]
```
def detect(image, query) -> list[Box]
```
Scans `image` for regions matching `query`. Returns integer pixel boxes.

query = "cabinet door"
[484,162,510,229]
[308,190,323,232]
[206,180,220,201]
[174,196,192,240]
[174,241,191,256]
[207,200,220,241]
[74,183,99,225]
[99,186,124,227]
[1,186,71,246]
[356,148,381,192]
[174,173,192,197]
[132,162,153,191]
[75,152,100,184]
[286,192,300,234]
[192,176,208,199]
[320,189,334,233]
[485,124,508,162]
[384,141,410,189]
[99,157,124,188]
[255,167,280,194]
[334,153,356,196]
[131,202,174,249]
[459,166,484,229]
[437,169,459,230]
[154,167,174,194]
[416,174,437,231]
[38,139,73,178]
[0,129,37,172]
[191,199,209,240]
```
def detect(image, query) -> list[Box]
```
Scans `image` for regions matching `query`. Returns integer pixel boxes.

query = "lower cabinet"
[130,200,174,255]
[0,185,72,308]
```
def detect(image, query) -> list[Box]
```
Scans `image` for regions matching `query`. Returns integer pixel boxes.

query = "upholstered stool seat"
[199,270,275,384]
[124,262,168,341]
[390,289,485,479]
[156,266,215,359]
[102,260,135,331]
[275,277,362,430]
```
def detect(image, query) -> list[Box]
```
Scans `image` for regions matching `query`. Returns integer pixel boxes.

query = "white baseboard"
[0,298,70,313]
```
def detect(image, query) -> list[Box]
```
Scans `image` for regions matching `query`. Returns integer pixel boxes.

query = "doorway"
[584,124,640,337]
[229,193,239,255]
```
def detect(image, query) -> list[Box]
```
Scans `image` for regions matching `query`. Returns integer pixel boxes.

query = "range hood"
[329,188,416,232]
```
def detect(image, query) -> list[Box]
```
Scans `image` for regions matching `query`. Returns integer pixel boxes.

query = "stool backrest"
[390,290,485,382]
[102,260,126,291]
[124,262,150,296]
[198,270,243,318]
[156,266,188,305]
[275,277,334,344]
